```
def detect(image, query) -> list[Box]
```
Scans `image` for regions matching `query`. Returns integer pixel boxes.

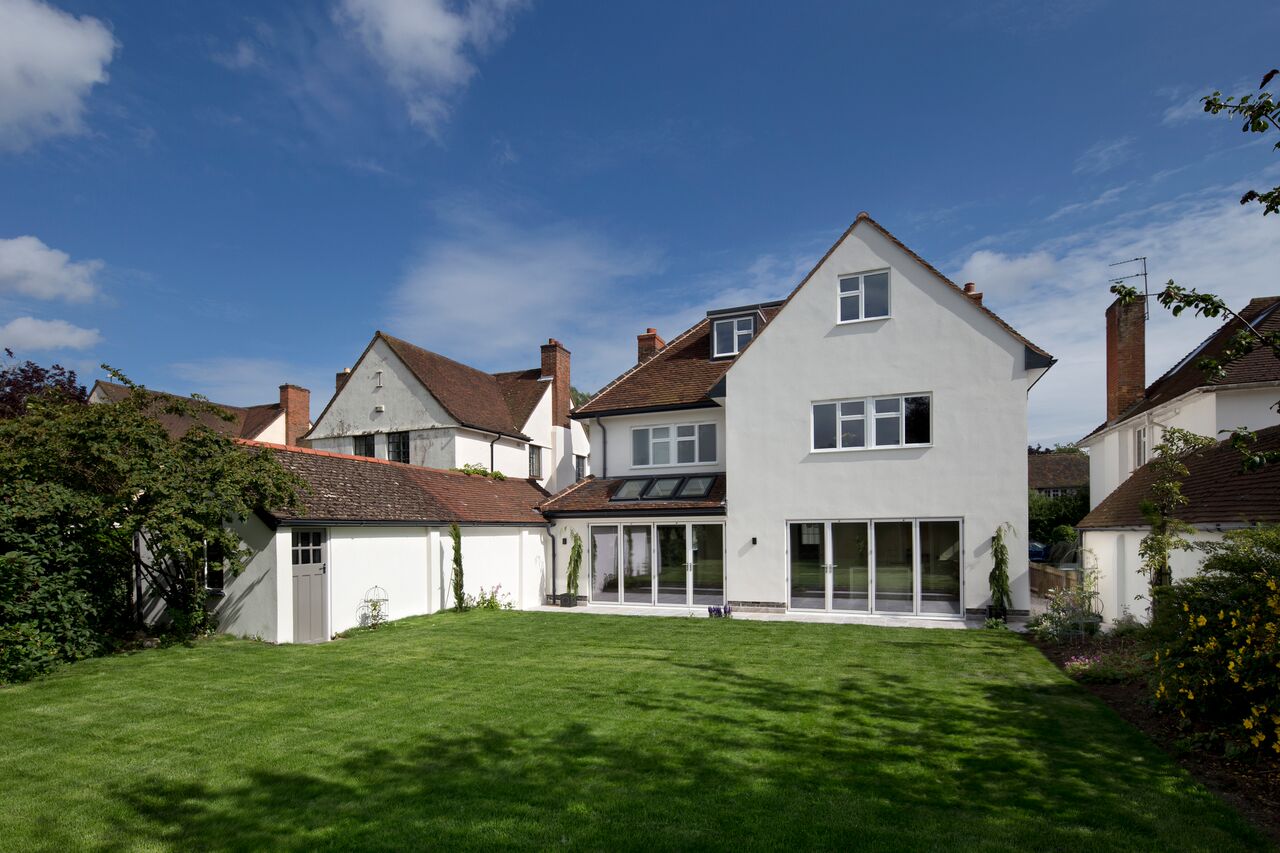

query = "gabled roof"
[492,368,549,432]
[575,212,1051,418]
[91,380,283,441]
[1081,297,1280,442]
[540,474,727,516]
[574,305,782,417]
[245,440,548,526]
[307,332,533,441]
[1028,452,1089,490]
[1078,425,1280,529]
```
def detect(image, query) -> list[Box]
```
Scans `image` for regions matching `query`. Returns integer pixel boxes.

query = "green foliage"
[1202,68,1280,215]
[466,585,513,611]
[1137,428,1215,609]
[1028,489,1089,543]
[0,620,61,683]
[982,617,1009,630]
[1050,524,1078,544]
[1028,443,1084,455]
[0,349,87,419]
[1152,526,1280,754]
[1062,645,1151,684]
[988,524,1013,612]
[451,463,506,481]
[1030,571,1104,643]
[565,529,583,601]
[569,386,593,409]
[0,369,304,682]
[449,523,465,612]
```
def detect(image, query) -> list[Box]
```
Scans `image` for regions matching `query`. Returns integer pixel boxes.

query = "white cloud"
[383,201,824,393]
[1073,136,1134,176]
[953,179,1280,445]
[334,0,527,137]
[0,236,102,302]
[1046,185,1130,221]
[0,0,116,151]
[212,38,261,70]
[169,357,329,411]
[0,316,101,350]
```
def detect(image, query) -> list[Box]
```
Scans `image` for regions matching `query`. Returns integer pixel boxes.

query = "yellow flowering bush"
[1152,526,1280,753]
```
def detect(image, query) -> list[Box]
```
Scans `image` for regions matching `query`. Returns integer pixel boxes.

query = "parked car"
[1028,540,1050,563]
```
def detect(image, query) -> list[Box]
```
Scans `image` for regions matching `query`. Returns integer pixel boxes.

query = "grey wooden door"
[291,529,327,643]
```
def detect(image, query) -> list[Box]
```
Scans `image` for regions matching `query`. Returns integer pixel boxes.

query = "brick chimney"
[963,282,983,305]
[279,384,311,447]
[335,368,351,393]
[540,339,571,428]
[637,328,665,363]
[1105,296,1146,423]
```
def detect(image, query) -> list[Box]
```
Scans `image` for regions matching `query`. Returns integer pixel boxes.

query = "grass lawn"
[0,612,1266,851]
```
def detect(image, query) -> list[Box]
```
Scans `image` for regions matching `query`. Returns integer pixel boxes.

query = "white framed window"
[812,394,930,451]
[712,316,754,357]
[838,270,891,323]
[529,444,543,479]
[632,423,717,467]
[1134,426,1147,469]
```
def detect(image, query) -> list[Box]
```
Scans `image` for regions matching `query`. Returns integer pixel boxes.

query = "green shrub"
[983,617,1009,630]
[1030,571,1103,643]
[0,621,62,683]
[449,523,465,613]
[1029,488,1089,542]
[451,463,506,481]
[1062,646,1151,684]
[468,585,513,611]
[989,524,1012,613]
[1152,526,1280,754]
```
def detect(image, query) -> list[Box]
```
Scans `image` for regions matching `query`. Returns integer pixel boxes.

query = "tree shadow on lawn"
[101,661,1262,851]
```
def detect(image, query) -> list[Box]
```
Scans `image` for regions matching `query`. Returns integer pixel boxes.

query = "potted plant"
[988,523,1013,621]
[560,529,582,607]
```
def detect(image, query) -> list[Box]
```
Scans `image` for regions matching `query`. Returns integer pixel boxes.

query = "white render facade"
[305,333,589,492]
[548,214,1052,620]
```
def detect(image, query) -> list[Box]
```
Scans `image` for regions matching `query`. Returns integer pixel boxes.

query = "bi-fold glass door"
[590,522,724,606]
[788,519,962,616]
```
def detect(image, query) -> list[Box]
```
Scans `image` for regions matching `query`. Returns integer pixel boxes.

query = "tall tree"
[0,349,87,419]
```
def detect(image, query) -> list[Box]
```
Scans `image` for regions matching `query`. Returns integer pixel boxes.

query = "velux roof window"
[609,476,718,502]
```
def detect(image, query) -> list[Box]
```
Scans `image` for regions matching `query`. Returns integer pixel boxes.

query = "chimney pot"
[278,384,311,447]
[1105,296,1146,423]
[637,327,666,363]
[963,282,976,293]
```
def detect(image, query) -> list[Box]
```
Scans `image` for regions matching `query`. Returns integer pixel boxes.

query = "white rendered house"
[1077,295,1280,623]
[542,213,1054,619]
[304,332,590,493]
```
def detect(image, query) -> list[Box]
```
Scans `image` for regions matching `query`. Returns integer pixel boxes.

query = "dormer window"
[713,316,754,357]
[838,270,890,323]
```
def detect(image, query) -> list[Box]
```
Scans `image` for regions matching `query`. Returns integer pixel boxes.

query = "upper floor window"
[1134,426,1147,469]
[574,454,586,482]
[387,431,410,464]
[713,316,754,357]
[812,393,930,451]
[529,444,543,479]
[632,423,717,467]
[838,270,890,323]
[353,434,375,457]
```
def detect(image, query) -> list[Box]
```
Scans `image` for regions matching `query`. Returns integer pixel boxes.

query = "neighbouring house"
[1078,295,1280,509]
[88,380,312,446]
[1028,451,1089,498]
[167,441,552,643]
[1078,424,1280,623]
[542,212,1054,619]
[303,332,589,493]
[1076,295,1280,624]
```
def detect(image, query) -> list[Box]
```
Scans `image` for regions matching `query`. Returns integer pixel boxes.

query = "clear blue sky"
[2,0,1278,444]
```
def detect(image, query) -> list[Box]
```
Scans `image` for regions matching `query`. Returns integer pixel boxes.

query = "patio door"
[589,522,725,606]
[787,520,961,616]
[291,529,327,643]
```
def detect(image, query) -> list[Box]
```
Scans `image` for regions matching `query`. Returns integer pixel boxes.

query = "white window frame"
[837,269,891,324]
[529,444,543,479]
[632,423,718,468]
[1134,426,1147,469]
[712,316,754,357]
[811,393,931,452]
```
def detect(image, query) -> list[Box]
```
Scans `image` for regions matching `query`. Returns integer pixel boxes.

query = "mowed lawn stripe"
[0,611,1265,851]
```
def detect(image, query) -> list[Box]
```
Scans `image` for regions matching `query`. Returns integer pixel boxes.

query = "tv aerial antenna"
[1109,256,1149,319]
